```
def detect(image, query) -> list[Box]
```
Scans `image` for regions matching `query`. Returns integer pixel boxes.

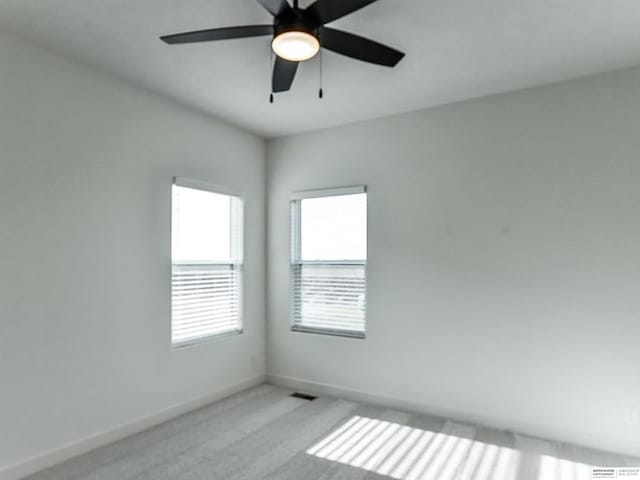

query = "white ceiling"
[1,0,640,137]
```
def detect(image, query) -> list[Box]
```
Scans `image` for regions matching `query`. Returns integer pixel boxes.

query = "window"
[171,178,243,347]
[291,186,367,338]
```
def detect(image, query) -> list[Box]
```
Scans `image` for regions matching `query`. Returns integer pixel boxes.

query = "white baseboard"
[0,375,265,480]
[266,373,640,458]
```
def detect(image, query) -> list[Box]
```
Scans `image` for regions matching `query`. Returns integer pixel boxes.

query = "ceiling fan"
[160,0,405,98]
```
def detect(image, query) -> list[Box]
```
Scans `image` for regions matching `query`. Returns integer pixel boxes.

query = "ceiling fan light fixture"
[272,31,320,62]
[161,0,406,94]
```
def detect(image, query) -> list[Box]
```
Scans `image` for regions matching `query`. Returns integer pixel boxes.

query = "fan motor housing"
[273,13,319,40]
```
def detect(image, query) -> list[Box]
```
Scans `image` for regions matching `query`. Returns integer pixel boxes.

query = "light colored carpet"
[25,384,638,480]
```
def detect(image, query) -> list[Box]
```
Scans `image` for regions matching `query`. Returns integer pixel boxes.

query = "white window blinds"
[171,179,243,347]
[291,186,367,338]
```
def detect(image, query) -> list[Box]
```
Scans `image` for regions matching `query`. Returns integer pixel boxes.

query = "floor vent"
[290,392,317,401]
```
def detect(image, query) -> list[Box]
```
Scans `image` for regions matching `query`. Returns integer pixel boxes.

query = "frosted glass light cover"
[272,31,320,62]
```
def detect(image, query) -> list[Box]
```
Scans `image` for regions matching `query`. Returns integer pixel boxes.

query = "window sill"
[172,328,243,351]
[291,325,365,339]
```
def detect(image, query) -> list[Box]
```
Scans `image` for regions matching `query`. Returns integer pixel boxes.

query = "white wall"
[266,66,640,456]
[0,32,266,476]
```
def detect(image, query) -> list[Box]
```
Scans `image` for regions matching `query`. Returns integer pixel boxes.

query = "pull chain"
[269,45,274,103]
[318,45,324,99]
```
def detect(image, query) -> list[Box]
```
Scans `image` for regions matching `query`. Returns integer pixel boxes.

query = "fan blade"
[307,0,378,24]
[321,27,404,66]
[161,25,273,44]
[256,0,292,17]
[272,57,299,92]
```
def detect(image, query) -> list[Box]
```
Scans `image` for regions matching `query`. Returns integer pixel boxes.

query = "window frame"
[171,177,244,349]
[290,185,367,339]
